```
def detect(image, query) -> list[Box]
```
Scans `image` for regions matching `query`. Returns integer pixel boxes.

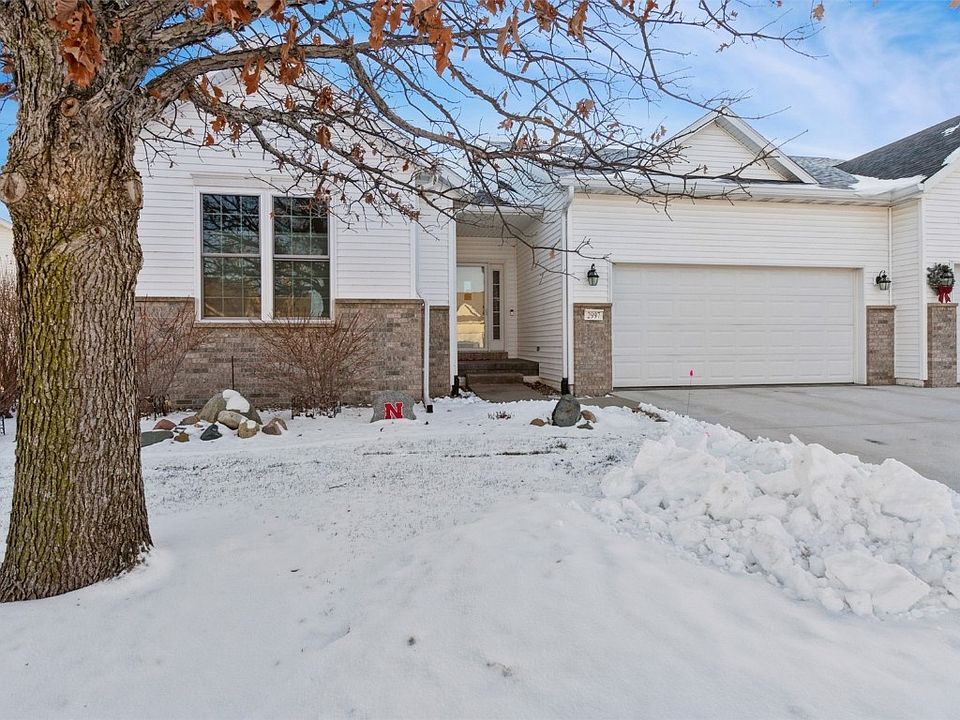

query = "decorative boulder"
[262,417,287,436]
[181,414,200,426]
[140,430,173,447]
[580,409,597,423]
[577,421,594,430]
[529,418,547,427]
[174,432,190,443]
[551,394,581,427]
[200,424,222,441]
[370,391,417,422]
[153,418,176,431]
[216,410,246,430]
[199,390,261,424]
[222,389,262,424]
[199,393,227,423]
[238,419,260,439]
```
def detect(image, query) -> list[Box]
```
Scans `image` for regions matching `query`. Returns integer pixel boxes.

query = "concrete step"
[458,351,508,361]
[459,359,540,375]
[466,372,525,385]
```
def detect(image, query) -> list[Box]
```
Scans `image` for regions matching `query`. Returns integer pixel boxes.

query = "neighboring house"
[0,219,12,274]
[134,98,960,407]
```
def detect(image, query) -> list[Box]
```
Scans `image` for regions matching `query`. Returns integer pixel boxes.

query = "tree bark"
[0,29,151,601]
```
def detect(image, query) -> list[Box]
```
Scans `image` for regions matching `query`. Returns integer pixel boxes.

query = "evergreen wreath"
[927,263,955,290]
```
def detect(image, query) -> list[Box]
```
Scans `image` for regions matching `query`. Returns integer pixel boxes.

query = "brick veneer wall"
[866,306,895,385]
[429,306,451,398]
[926,303,957,388]
[573,303,613,397]
[136,297,428,408]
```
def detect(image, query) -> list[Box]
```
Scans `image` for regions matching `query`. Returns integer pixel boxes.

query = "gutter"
[558,176,925,206]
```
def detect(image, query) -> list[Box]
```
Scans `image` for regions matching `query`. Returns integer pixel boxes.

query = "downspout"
[560,186,576,395]
[412,193,433,413]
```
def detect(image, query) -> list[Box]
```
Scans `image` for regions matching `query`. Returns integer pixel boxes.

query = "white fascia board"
[558,175,924,205]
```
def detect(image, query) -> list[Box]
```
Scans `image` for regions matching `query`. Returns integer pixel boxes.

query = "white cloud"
[646,0,960,159]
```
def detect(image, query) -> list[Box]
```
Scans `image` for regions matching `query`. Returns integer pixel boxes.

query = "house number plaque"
[583,309,604,321]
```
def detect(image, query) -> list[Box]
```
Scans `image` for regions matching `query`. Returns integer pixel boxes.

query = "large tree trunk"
[0,36,151,601]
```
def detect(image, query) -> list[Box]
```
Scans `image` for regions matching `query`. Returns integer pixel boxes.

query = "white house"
[130,106,960,406]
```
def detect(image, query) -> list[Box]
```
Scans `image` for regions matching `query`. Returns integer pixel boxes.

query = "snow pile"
[594,417,960,617]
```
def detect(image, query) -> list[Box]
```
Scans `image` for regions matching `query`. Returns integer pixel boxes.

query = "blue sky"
[0,0,957,221]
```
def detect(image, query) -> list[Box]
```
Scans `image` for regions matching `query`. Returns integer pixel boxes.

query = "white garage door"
[612,265,857,386]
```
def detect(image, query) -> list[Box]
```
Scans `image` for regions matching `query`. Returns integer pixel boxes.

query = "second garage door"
[612,264,857,387]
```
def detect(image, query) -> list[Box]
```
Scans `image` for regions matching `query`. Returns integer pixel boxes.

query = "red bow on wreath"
[937,285,953,303]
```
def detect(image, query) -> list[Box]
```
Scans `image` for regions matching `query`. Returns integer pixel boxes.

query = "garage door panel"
[612,264,856,386]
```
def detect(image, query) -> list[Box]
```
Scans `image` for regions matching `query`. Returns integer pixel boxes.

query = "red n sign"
[384,402,404,420]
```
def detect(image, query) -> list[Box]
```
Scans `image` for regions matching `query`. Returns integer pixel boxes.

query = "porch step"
[458,350,508,362]
[466,372,525,385]
[459,358,540,375]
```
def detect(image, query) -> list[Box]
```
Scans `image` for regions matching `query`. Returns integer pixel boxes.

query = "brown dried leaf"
[811,2,825,21]
[50,1,102,88]
[241,56,265,95]
[567,0,588,43]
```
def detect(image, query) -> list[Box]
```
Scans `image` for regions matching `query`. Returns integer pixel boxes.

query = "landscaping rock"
[223,389,261,423]
[262,417,287,435]
[181,414,200,425]
[200,424,222,441]
[529,418,547,427]
[577,421,594,430]
[140,430,173,447]
[153,418,176,431]
[216,410,246,430]
[580,409,597,423]
[174,432,190,443]
[370,391,417,422]
[238,420,260,439]
[551,394,581,427]
[199,393,228,423]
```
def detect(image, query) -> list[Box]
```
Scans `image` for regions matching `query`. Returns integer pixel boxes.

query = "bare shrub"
[135,302,207,417]
[252,313,372,415]
[0,272,18,421]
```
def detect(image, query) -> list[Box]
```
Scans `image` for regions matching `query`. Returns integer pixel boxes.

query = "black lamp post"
[875,271,892,291]
[586,263,600,287]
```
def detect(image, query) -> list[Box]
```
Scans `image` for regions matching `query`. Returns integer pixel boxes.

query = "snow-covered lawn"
[2,397,960,718]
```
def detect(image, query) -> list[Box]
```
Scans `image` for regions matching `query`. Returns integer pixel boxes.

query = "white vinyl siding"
[416,201,453,306]
[612,264,857,386]
[516,192,567,385]
[923,162,960,270]
[666,121,788,182]
[568,195,890,305]
[890,200,923,381]
[456,236,519,358]
[135,110,419,301]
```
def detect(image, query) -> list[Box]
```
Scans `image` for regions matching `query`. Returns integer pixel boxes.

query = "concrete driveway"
[614,385,960,490]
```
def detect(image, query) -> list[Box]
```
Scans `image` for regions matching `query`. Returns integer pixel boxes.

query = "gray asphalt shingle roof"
[789,156,858,189]
[836,115,960,181]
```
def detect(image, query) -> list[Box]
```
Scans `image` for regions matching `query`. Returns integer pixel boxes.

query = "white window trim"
[193,186,337,324]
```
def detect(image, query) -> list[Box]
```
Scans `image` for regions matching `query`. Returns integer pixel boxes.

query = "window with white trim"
[201,193,262,318]
[199,192,331,320]
[272,197,330,318]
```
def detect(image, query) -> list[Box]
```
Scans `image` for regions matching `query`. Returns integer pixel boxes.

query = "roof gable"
[664,111,817,184]
[837,115,960,181]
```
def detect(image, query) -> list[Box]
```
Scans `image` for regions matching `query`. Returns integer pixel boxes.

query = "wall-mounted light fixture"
[586,263,600,287]
[875,271,892,291]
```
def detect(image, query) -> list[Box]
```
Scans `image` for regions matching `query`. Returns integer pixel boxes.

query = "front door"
[456,264,504,351]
